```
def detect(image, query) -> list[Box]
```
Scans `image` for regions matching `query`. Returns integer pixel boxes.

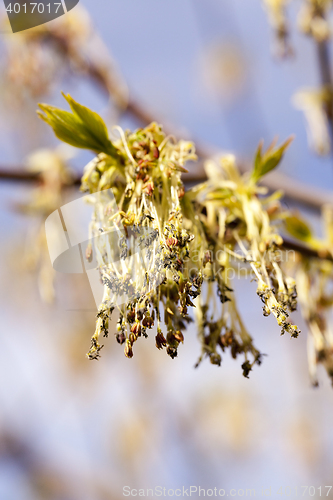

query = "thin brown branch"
[0,30,331,263]
[316,9,333,169]
[0,167,79,184]
[317,39,333,139]
[282,237,332,261]
[317,40,332,90]
[0,164,331,209]
[0,166,331,262]
[0,168,41,183]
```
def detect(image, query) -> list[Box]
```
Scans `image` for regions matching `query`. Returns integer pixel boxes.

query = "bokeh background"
[0,1,333,499]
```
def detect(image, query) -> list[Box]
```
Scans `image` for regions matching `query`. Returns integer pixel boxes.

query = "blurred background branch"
[0,160,331,209]
[0,166,331,262]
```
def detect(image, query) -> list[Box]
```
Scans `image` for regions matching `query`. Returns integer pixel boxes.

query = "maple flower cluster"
[38,94,303,378]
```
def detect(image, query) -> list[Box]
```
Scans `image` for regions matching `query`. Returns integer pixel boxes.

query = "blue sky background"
[1,0,333,189]
[0,1,333,499]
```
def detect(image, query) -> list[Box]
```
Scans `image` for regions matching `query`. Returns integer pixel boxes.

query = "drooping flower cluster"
[38,94,302,378]
[81,122,202,362]
[18,148,73,303]
[292,88,332,156]
[191,150,300,373]
[291,206,333,386]
[297,259,333,386]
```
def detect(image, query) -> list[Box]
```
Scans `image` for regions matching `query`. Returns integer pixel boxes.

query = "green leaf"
[253,140,263,178]
[284,214,313,242]
[37,93,118,158]
[251,136,294,183]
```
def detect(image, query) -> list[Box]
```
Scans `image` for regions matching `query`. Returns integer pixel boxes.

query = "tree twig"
[5,29,328,208]
[0,166,331,262]
[1,162,331,209]
[0,30,332,263]
[316,11,333,167]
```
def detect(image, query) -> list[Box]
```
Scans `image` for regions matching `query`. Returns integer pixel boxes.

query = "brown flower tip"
[142,315,154,328]
[178,186,185,199]
[155,331,167,350]
[166,236,178,247]
[144,181,154,196]
[124,339,133,358]
[203,251,212,267]
[174,330,184,343]
[116,332,126,345]
[241,360,252,378]
[131,322,141,337]
[166,346,178,359]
